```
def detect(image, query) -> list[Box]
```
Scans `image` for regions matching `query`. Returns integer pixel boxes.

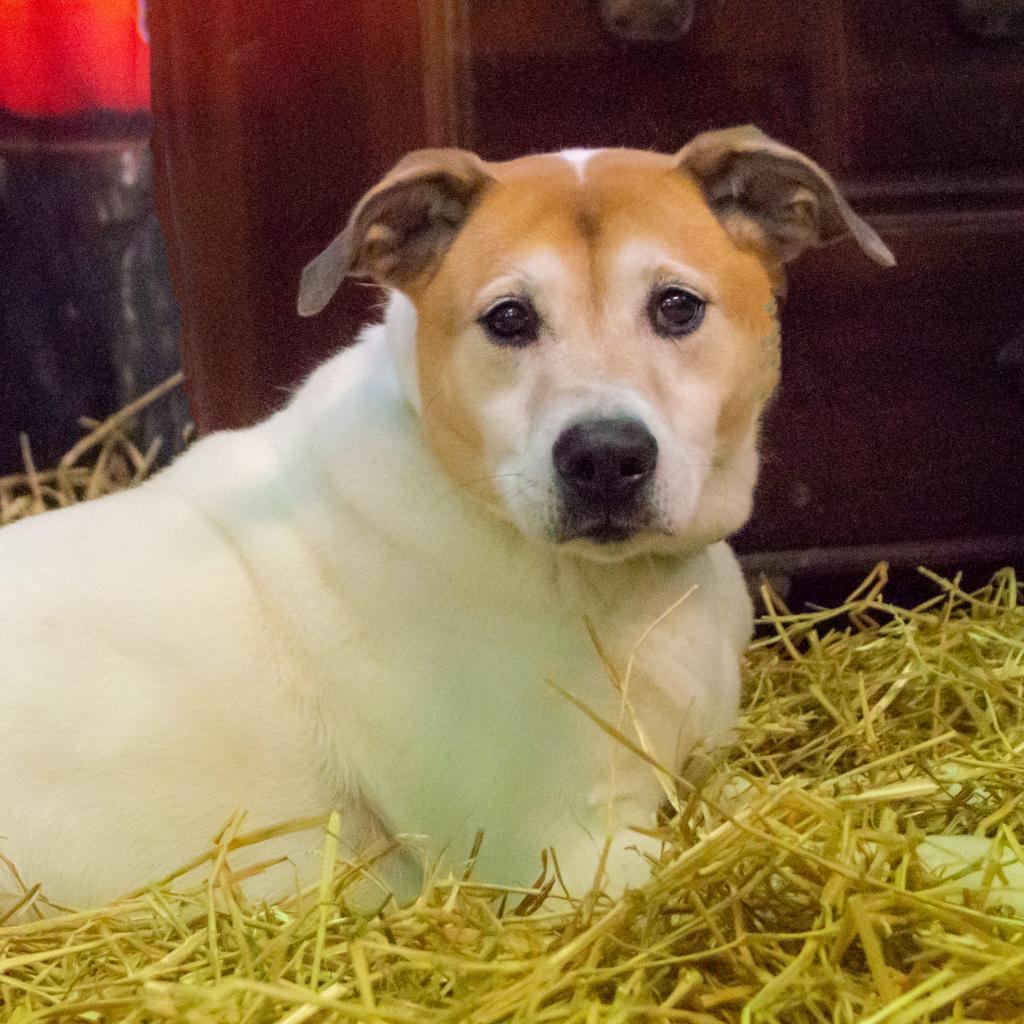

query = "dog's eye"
[479,299,539,347]
[649,286,705,338]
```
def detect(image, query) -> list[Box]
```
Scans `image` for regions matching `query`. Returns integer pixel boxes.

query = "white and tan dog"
[0,127,893,913]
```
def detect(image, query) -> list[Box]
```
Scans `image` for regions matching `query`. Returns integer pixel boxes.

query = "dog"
[0,127,893,914]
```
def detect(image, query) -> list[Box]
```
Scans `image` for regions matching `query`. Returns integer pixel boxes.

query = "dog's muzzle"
[553,417,658,543]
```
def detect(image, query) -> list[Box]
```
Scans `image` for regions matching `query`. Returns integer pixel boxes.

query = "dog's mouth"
[556,509,652,546]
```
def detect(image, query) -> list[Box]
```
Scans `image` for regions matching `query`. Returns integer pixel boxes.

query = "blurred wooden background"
[147,0,1024,575]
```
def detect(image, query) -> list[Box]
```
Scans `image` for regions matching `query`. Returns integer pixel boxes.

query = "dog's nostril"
[619,455,646,478]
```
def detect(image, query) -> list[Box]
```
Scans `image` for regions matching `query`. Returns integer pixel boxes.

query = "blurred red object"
[0,0,150,115]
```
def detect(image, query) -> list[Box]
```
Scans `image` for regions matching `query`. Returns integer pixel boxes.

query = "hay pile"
[1,388,1023,1022]
[0,373,184,526]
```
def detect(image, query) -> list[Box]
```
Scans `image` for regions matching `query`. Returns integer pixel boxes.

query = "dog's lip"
[575,523,637,544]
[557,513,648,545]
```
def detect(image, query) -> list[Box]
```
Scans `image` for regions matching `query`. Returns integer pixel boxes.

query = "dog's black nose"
[553,418,658,504]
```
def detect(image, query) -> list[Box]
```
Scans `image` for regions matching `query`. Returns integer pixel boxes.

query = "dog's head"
[298,127,893,561]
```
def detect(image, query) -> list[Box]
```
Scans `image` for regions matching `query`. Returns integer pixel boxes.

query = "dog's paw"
[552,826,661,901]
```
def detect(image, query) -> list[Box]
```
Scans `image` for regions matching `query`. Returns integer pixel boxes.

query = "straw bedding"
[1,381,1023,1023]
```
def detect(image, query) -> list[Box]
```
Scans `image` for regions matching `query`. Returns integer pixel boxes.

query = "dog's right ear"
[297,149,494,317]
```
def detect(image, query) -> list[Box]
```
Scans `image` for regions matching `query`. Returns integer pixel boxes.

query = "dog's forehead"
[486,147,697,220]
[450,148,745,280]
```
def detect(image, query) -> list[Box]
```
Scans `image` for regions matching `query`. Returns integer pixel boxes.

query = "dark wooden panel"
[148,0,426,433]
[734,211,1024,553]
[845,0,1024,173]
[464,0,848,163]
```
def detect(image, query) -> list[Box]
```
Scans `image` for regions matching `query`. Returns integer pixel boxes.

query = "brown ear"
[297,148,493,317]
[676,125,895,268]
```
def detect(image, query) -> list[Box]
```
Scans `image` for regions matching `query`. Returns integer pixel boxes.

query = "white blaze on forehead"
[559,148,603,183]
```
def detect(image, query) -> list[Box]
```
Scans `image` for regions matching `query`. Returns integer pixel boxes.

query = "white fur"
[559,148,602,182]
[0,305,751,914]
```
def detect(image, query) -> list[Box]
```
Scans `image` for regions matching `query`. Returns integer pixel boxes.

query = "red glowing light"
[0,0,150,115]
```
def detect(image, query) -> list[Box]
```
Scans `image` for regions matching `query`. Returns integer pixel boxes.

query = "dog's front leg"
[556,826,663,901]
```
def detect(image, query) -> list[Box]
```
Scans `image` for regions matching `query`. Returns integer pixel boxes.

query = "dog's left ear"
[298,148,494,317]
[676,125,895,268]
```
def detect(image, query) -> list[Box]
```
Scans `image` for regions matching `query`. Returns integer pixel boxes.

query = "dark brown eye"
[649,286,705,338]
[479,298,539,347]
